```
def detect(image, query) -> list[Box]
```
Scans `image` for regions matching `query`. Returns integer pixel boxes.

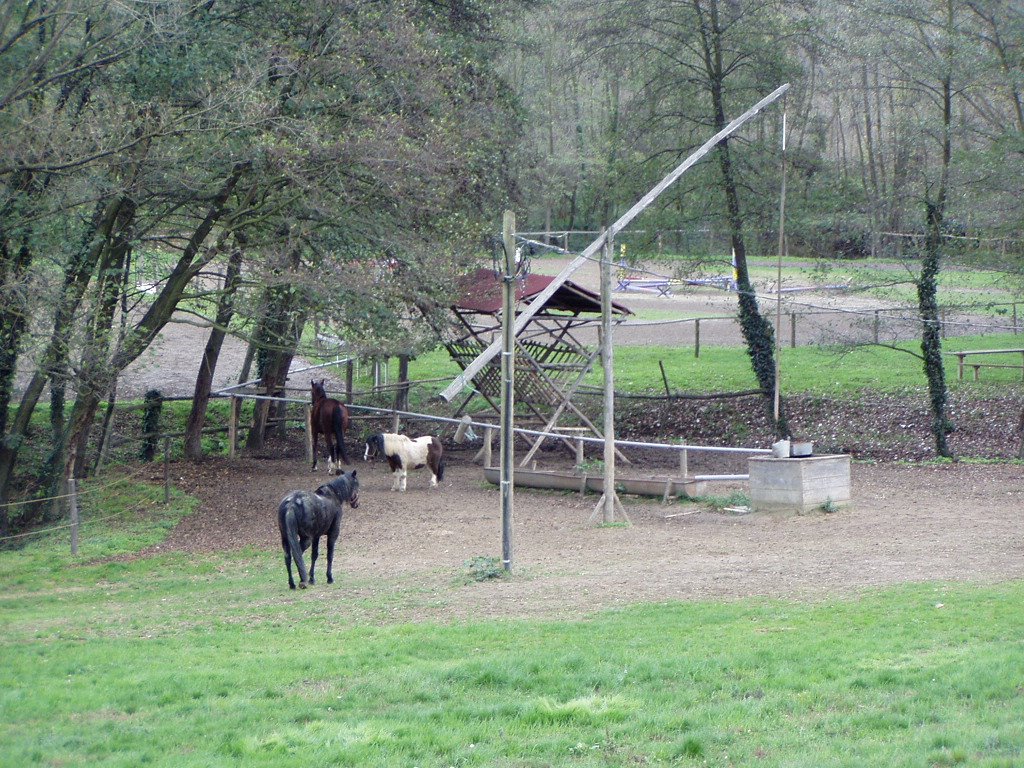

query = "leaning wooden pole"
[437,83,790,403]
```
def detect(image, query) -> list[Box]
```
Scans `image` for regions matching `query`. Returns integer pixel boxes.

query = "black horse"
[310,379,351,473]
[277,470,359,590]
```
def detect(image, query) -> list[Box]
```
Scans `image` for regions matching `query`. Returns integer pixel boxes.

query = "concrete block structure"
[748,454,852,513]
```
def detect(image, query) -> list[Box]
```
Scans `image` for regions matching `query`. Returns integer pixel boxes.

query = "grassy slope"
[1,493,1022,767]
[4,261,1023,766]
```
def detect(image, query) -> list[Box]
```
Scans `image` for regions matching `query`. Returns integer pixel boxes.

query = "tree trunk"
[62,162,247,481]
[183,244,245,459]
[0,198,122,512]
[919,212,952,458]
[695,0,782,433]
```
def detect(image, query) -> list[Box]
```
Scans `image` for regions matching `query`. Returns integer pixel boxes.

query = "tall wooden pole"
[499,210,516,572]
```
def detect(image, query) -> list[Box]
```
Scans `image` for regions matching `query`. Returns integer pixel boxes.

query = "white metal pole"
[601,235,616,523]
[774,110,788,425]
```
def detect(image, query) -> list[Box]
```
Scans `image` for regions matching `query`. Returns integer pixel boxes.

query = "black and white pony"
[363,432,445,491]
[277,470,359,590]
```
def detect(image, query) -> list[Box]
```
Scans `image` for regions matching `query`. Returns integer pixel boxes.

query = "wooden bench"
[616,276,673,296]
[615,263,736,296]
[615,261,674,296]
[947,348,1024,381]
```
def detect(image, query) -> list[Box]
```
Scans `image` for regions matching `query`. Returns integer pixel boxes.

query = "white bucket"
[791,440,814,457]
[771,439,790,458]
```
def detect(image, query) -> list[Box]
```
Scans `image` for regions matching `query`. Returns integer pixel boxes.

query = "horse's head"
[347,469,359,508]
[311,379,327,403]
[363,433,382,461]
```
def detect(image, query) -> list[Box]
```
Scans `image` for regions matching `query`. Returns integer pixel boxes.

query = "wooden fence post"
[873,310,880,344]
[304,404,313,464]
[694,318,701,358]
[790,312,797,348]
[1013,302,1018,335]
[69,478,79,556]
[228,396,240,459]
[679,446,689,478]
[163,437,170,504]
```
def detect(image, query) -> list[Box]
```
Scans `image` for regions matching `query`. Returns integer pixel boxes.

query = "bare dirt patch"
[160,448,1024,621]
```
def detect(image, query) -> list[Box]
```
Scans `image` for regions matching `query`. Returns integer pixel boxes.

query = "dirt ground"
[67,255,1023,619]
[155,449,1024,621]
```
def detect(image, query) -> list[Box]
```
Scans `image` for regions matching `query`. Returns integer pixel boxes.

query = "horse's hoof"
[299,582,308,589]
[327,576,334,584]
[289,584,296,590]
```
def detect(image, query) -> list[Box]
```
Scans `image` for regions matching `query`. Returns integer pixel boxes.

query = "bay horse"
[363,432,445,491]
[277,470,359,590]
[310,379,351,473]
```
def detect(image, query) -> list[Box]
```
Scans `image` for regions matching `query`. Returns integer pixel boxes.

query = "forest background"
[1,0,1022,535]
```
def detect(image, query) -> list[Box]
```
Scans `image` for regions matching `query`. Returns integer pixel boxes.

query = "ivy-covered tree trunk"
[919,202,953,458]
[695,0,784,434]
[917,49,955,459]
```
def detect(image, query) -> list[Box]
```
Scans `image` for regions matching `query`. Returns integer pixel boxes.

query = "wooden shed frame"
[446,268,631,465]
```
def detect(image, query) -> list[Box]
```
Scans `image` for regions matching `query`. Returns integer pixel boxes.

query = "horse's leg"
[309,535,319,585]
[311,429,320,472]
[390,467,400,492]
[326,518,341,584]
[333,406,351,465]
[281,532,296,589]
[399,467,408,492]
[329,436,341,474]
[294,534,311,587]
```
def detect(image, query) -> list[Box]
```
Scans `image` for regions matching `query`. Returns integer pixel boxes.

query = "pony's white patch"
[379,433,439,491]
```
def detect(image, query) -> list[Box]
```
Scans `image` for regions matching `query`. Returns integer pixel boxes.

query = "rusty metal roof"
[453,268,631,316]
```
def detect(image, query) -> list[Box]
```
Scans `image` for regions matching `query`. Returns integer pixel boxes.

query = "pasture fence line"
[616,300,1020,356]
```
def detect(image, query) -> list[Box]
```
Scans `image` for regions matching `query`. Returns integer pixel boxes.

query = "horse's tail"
[433,436,446,482]
[332,403,350,464]
[278,495,309,586]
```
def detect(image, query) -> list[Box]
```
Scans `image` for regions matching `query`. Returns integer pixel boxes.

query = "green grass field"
[2,483,1023,767]
[395,333,1024,403]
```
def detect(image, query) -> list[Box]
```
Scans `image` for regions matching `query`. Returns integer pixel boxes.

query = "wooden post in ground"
[694,318,701,358]
[161,437,169,503]
[790,313,797,348]
[68,478,79,555]
[228,396,240,459]
[591,233,627,525]
[304,404,313,464]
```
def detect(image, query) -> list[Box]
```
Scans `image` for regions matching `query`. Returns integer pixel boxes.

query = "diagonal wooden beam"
[437,83,790,402]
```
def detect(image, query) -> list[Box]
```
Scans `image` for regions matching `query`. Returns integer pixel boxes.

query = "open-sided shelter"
[446,267,631,464]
